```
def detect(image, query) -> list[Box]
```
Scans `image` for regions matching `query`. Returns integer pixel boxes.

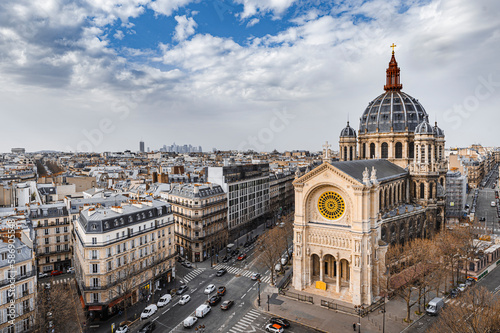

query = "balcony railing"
[0,270,35,288]
[173,207,227,221]
[167,198,226,209]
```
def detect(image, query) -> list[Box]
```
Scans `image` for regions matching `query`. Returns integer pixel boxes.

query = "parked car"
[237,253,247,261]
[217,286,226,296]
[216,268,227,276]
[177,256,185,263]
[244,241,251,247]
[491,201,496,207]
[183,316,198,328]
[157,294,172,307]
[449,288,458,298]
[176,285,188,295]
[38,272,49,278]
[465,277,476,286]
[116,325,129,333]
[182,261,193,268]
[50,270,63,276]
[179,295,191,305]
[67,267,75,274]
[138,321,156,333]
[220,300,234,310]
[458,283,467,292]
[222,257,229,263]
[204,284,216,294]
[231,249,239,256]
[140,304,158,320]
[251,273,261,281]
[265,323,284,333]
[208,295,222,305]
[270,318,290,328]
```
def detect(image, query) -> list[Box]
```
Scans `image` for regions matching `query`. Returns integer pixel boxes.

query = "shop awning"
[88,306,102,311]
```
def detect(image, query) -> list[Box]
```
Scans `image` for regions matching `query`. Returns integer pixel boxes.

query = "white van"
[426,297,444,316]
[195,304,211,318]
[491,201,496,207]
[183,316,198,328]
[140,304,158,320]
[157,294,172,307]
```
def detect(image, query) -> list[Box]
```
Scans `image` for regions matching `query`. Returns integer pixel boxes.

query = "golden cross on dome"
[390,43,397,53]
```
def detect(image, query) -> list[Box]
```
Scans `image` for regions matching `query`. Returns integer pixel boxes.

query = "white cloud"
[173,15,197,42]
[149,0,194,16]
[234,0,297,19]
[246,18,260,27]
[114,30,125,40]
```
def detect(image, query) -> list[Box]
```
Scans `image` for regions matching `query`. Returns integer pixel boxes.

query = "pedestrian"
[353,322,356,331]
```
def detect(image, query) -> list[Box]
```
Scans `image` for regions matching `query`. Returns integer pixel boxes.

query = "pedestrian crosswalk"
[180,268,206,284]
[227,309,262,333]
[445,299,473,309]
[213,264,272,284]
[51,278,72,285]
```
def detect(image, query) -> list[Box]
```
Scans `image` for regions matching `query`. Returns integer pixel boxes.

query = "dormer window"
[104,222,109,229]
[114,219,118,227]
[91,224,97,231]
[120,218,124,225]
[128,216,133,222]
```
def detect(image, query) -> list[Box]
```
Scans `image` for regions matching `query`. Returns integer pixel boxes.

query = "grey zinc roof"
[331,159,407,183]
[169,183,224,199]
[0,238,32,268]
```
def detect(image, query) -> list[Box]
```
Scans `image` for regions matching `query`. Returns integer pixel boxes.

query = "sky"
[0,0,499,153]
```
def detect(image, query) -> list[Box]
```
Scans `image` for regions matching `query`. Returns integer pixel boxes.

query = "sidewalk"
[256,284,418,333]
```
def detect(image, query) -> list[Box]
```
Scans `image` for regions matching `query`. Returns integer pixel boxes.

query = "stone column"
[336,260,340,292]
[320,257,324,282]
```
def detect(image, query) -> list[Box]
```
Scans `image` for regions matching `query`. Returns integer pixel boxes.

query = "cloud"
[149,0,194,16]
[114,30,125,40]
[234,0,297,19]
[173,15,197,42]
[246,18,260,27]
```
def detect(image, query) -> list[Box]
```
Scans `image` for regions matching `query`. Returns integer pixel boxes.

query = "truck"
[426,297,444,316]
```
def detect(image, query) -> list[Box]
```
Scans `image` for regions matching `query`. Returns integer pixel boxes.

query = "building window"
[44,229,49,235]
[381,142,388,159]
[370,143,375,159]
[92,264,99,273]
[409,142,414,158]
[92,238,97,245]
[395,142,403,158]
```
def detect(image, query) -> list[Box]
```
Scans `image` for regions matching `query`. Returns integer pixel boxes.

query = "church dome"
[415,119,434,135]
[359,50,429,134]
[433,122,444,137]
[340,121,356,138]
[359,91,429,134]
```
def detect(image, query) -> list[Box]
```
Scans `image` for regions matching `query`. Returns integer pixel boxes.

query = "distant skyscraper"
[139,141,145,153]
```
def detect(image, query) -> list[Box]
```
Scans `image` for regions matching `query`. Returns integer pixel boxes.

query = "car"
[177,256,185,263]
[231,249,239,256]
[179,295,191,305]
[251,273,261,281]
[183,316,198,328]
[237,253,247,261]
[449,288,458,298]
[157,294,172,307]
[491,201,496,207]
[44,283,51,290]
[182,261,193,268]
[217,286,226,296]
[216,268,227,276]
[115,325,129,333]
[265,323,284,333]
[50,270,63,276]
[67,267,75,274]
[38,272,49,278]
[244,241,251,247]
[222,257,229,263]
[466,277,476,286]
[138,321,156,333]
[176,285,188,295]
[220,300,234,310]
[204,284,216,294]
[458,283,467,292]
[208,295,222,305]
[270,317,290,328]
[140,304,158,320]
[479,217,486,221]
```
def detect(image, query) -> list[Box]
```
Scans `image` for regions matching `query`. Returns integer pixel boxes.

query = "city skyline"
[0,0,499,153]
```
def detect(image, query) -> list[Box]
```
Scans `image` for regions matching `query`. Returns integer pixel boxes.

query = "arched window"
[343,146,347,161]
[362,143,366,159]
[440,178,444,186]
[421,146,425,163]
[388,187,392,206]
[409,142,414,158]
[429,183,433,199]
[395,142,403,158]
[349,146,353,161]
[370,143,375,159]
[381,142,388,159]
[420,183,425,199]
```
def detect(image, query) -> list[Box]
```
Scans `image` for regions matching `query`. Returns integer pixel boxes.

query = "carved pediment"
[293,161,362,188]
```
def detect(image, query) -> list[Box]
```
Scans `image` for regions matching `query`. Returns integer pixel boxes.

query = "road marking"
[162,308,170,314]
[241,293,247,299]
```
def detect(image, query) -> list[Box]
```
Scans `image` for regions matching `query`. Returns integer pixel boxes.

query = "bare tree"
[429,287,500,333]
[108,255,139,321]
[35,283,80,333]
[256,227,284,285]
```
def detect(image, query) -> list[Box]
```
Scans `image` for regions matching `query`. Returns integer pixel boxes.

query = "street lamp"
[354,305,364,333]
[257,280,261,307]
